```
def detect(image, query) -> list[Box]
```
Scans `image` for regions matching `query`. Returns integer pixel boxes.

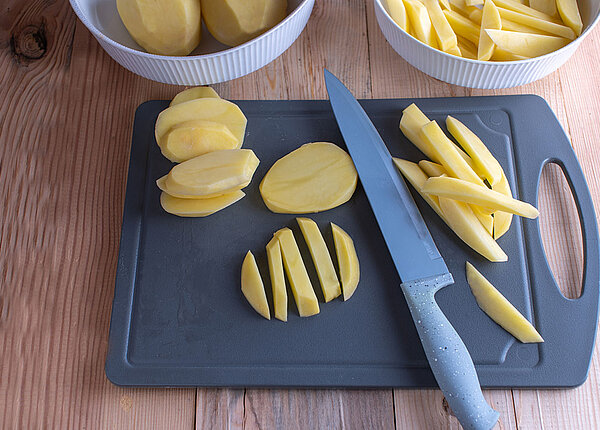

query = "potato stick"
[404,0,439,48]
[386,0,410,32]
[497,7,576,39]
[438,197,508,262]
[478,0,502,60]
[266,237,287,322]
[399,104,441,161]
[529,0,558,17]
[444,9,481,44]
[422,0,459,52]
[439,0,452,10]
[446,44,463,56]
[492,0,562,22]
[422,176,539,218]
[556,0,583,35]
[446,116,502,185]
[485,29,570,56]
[465,0,484,6]
[472,206,495,234]
[491,47,530,60]
[419,160,448,177]
[393,158,446,219]
[492,171,513,239]
[420,120,486,187]
[457,35,478,58]
[469,8,550,34]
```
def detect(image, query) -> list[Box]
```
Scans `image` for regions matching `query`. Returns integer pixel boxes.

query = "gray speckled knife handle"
[401,274,499,430]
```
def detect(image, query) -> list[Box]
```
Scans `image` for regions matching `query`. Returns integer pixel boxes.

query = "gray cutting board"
[106,96,599,388]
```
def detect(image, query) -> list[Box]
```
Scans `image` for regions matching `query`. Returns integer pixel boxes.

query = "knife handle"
[401,274,499,430]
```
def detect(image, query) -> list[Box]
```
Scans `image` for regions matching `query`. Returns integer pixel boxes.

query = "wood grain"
[1,0,599,429]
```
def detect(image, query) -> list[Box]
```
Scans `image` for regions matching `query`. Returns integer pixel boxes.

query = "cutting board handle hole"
[537,162,583,299]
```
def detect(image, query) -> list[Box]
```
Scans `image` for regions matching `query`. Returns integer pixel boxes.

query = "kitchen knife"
[324,69,499,430]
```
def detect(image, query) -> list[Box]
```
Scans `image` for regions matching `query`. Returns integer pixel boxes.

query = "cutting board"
[106,96,599,388]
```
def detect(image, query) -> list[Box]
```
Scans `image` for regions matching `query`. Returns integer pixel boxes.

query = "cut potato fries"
[385,0,582,60]
[492,172,514,239]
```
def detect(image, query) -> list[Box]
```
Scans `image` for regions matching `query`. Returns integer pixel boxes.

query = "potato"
[465,0,483,6]
[456,36,478,59]
[386,0,411,32]
[449,0,479,17]
[202,0,287,47]
[157,175,233,199]
[422,176,540,218]
[419,120,486,187]
[446,116,502,185]
[393,158,446,219]
[160,190,244,217]
[170,87,220,106]
[163,149,259,197]
[491,48,530,61]
[485,29,570,57]
[117,0,201,56]
[400,104,439,161]
[331,223,360,301]
[466,262,544,342]
[403,0,439,48]
[478,0,502,61]
[439,197,508,262]
[529,0,558,18]
[162,120,239,163]
[155,98,247,153]
[260,142,357,214]
[493,0,561,22]
[274,228,320,317]
[297,218,341,302]
[492,172,514,239]
[497,7,576,39]
[418,160,447,177]
[556,0,583,36]
[444,9,481,45]
[470,8,548,34]
[422,0,458,52]
[472,207,494,235]
[241,251,270,320]
[266,237,287,322]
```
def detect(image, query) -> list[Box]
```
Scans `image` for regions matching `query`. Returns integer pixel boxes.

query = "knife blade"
[324,69,499,430]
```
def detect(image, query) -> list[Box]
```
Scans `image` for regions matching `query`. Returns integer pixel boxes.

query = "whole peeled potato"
[117,0,202,56]
[202,0,287,47]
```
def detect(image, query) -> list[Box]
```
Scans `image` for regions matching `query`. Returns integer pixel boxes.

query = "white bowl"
[374,0,600,89]
[70,0,314,85]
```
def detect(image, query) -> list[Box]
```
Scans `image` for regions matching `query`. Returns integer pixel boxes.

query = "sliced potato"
[492,172,514,239]
[418,160,447,177]
[164,149,259,197]
[444,9,481,45]
[422,0,459,52]
[529,0,558,18]
[472,206,494,235]
[160,190,244,217]
[478,0,502,61]
[260,142,357,214]
[456,35,478,59]
[241,251,270,320]
[497,7,576,39]
[266,237,287,322]
[404,0,439,48]
[393,158,445,219]
[439,0,452,10]
[275,228,320,317]
[470,8,549,35]
[446,116,502,185]
[485,29,570,57]
[449,0,479,17]
[400,104,439,161]
[297,218,341,302]
[331,223,360,301]
[163,120,239,163]
[466,262,544,342]
[157,175,234,199]
[422,176,539,218]
[438,197,508,262]
[556,0,583,36]
[491,48,530,61]
[493,0,562,22]
[386,0,411,32]
[465,0,483,6]
[170,87,221,106]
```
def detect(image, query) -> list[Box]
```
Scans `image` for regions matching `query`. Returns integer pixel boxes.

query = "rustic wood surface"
[1,0,599,428]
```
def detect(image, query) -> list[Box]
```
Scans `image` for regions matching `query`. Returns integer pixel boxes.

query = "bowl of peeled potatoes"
[70,0,315,85]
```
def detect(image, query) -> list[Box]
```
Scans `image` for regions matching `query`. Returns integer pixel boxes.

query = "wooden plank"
[0,1,195,428]
[196,389,245,429]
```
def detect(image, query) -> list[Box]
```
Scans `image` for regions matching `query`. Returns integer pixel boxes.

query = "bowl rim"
[374,0,600,64]
[69,0,314,61]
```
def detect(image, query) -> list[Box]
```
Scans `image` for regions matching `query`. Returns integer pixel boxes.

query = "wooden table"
[2,1,599,428]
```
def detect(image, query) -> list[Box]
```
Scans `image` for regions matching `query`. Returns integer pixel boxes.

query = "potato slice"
[465,0,483,5]
[444,9,481,45]
[297,218,341,302]
[470,8,549,35]
[403,0,439,48]
[466,262,544,342]
[529,0,558,18]
[491,48,530,61]
[393,158,445,219]
[439,197,508,262]
[492,172,514,239]
[386,0,411,32]
[160,190,244,217]
[419,121,486,187]
[439,0,452,10]
[266,237,287,322]
[155,98,247,150]
[260,142,357,214]
[163,120,239,163]
[457,36,478,59]
[497,7,576,39]
[170,87,221,106]
[485,29,570,57]
[478,0,502,61]
[331,223,360,301]
[241,251,270,320]
[493,0,562,22]
[472,206,494,235]
[400,104,439,161]
[422,176,539,218]
[556,0,583,36]
[275,228,320,317]
[449,0,479,17]
[446,116,502,185]
[157,175,233,199]
[422,0,459,52]
[418,160,447,177]
[164,149,259,197]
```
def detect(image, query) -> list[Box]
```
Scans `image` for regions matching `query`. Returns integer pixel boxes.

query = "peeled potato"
[116,0,201,56]
[170,87,220,106]
[403,0,439,48]
[478,0,502,61]
[202,0,287,47]
[331,223,360,301]
[266,237,287,322]
[260,142,357,214]
[241,251,270,320]
[485,29,570,57]
[163,149,259,197]
[163,120,239,162]
[160,190,244,217]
